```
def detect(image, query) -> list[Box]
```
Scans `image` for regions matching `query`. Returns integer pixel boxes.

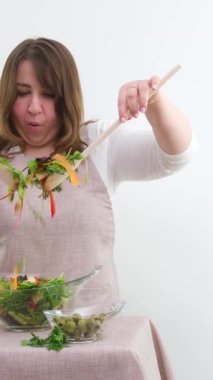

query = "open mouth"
[28,122,41,127]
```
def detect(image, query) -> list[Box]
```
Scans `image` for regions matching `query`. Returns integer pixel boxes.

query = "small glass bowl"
[0,266,101,332]
[44,300,126,343]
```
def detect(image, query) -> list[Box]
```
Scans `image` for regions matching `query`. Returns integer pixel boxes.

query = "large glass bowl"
[44,300,126,343]
[0,266,101,332]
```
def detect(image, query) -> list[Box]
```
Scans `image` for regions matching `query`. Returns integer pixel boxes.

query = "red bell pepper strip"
[49,191,56,218]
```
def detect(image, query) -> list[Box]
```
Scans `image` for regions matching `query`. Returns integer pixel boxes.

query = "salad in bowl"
[0,266,101,331]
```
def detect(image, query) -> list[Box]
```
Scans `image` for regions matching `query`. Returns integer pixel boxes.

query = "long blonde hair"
[0,37,86,154]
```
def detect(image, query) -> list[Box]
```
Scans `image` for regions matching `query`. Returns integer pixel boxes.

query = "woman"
[0,37,197,306]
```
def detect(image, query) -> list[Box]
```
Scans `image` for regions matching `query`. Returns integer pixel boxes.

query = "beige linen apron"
[0,153,119,307]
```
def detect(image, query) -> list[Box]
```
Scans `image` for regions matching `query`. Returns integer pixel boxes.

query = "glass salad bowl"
[44,300,126,343]
[0,266,101,332]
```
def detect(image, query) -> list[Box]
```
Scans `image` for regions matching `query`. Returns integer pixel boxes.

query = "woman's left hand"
[118,76,161,122]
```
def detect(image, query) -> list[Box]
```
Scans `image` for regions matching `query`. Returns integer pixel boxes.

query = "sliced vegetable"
[49,191,56,218]
[10,266,18,290]
[52,153,80,187]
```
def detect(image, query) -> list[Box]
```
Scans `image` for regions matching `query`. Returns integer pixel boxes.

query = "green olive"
[64,319,76,334]
[78,319,87,334]
[72,313,82,322]
[53,316,66,327]
[94,319,102,332]
[74,327,82,341]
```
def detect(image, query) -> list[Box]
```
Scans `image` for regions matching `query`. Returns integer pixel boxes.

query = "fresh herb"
[27,151,84,179]
[0,157,28,208]
[0,151,86,218]
[21,325,69,351]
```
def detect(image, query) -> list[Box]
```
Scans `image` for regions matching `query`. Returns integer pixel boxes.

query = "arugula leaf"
[27,159,39,175]
[66,150,84,162]
[0,158,27,188]
[0,157,15,170]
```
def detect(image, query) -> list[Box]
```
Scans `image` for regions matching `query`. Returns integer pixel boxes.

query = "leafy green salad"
[0,274,71,328]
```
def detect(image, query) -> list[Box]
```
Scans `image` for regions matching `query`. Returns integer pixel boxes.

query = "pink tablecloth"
[0,316,174,380]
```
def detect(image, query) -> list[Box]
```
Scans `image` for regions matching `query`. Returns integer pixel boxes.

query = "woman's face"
[11,59,61,156]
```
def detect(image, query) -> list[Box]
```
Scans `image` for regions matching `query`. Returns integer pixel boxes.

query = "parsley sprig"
[0,157,28,203]
[22,325,69,351]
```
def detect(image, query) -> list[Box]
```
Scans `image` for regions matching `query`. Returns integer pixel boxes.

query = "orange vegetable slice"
[52,153,80,187]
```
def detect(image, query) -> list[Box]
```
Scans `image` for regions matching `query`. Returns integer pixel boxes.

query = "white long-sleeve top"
[83,119,198,195]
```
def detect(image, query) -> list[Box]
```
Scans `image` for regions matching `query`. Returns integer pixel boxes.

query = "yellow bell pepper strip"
[9,258,25,290]
[14,182,26,217]
[10,266,19,290]
[14,197,23,217]
[49,191,56,218]
[52,153,80,187]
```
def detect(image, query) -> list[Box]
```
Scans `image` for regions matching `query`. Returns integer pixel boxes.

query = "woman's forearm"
[146,92,192,154]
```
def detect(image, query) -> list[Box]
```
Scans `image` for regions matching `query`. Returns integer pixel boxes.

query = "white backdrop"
[0,1,212,379]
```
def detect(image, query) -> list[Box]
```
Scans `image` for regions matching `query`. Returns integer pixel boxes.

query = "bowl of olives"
[43,300,126,343]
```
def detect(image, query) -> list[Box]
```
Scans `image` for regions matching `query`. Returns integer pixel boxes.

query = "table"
[0,316,174,380]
